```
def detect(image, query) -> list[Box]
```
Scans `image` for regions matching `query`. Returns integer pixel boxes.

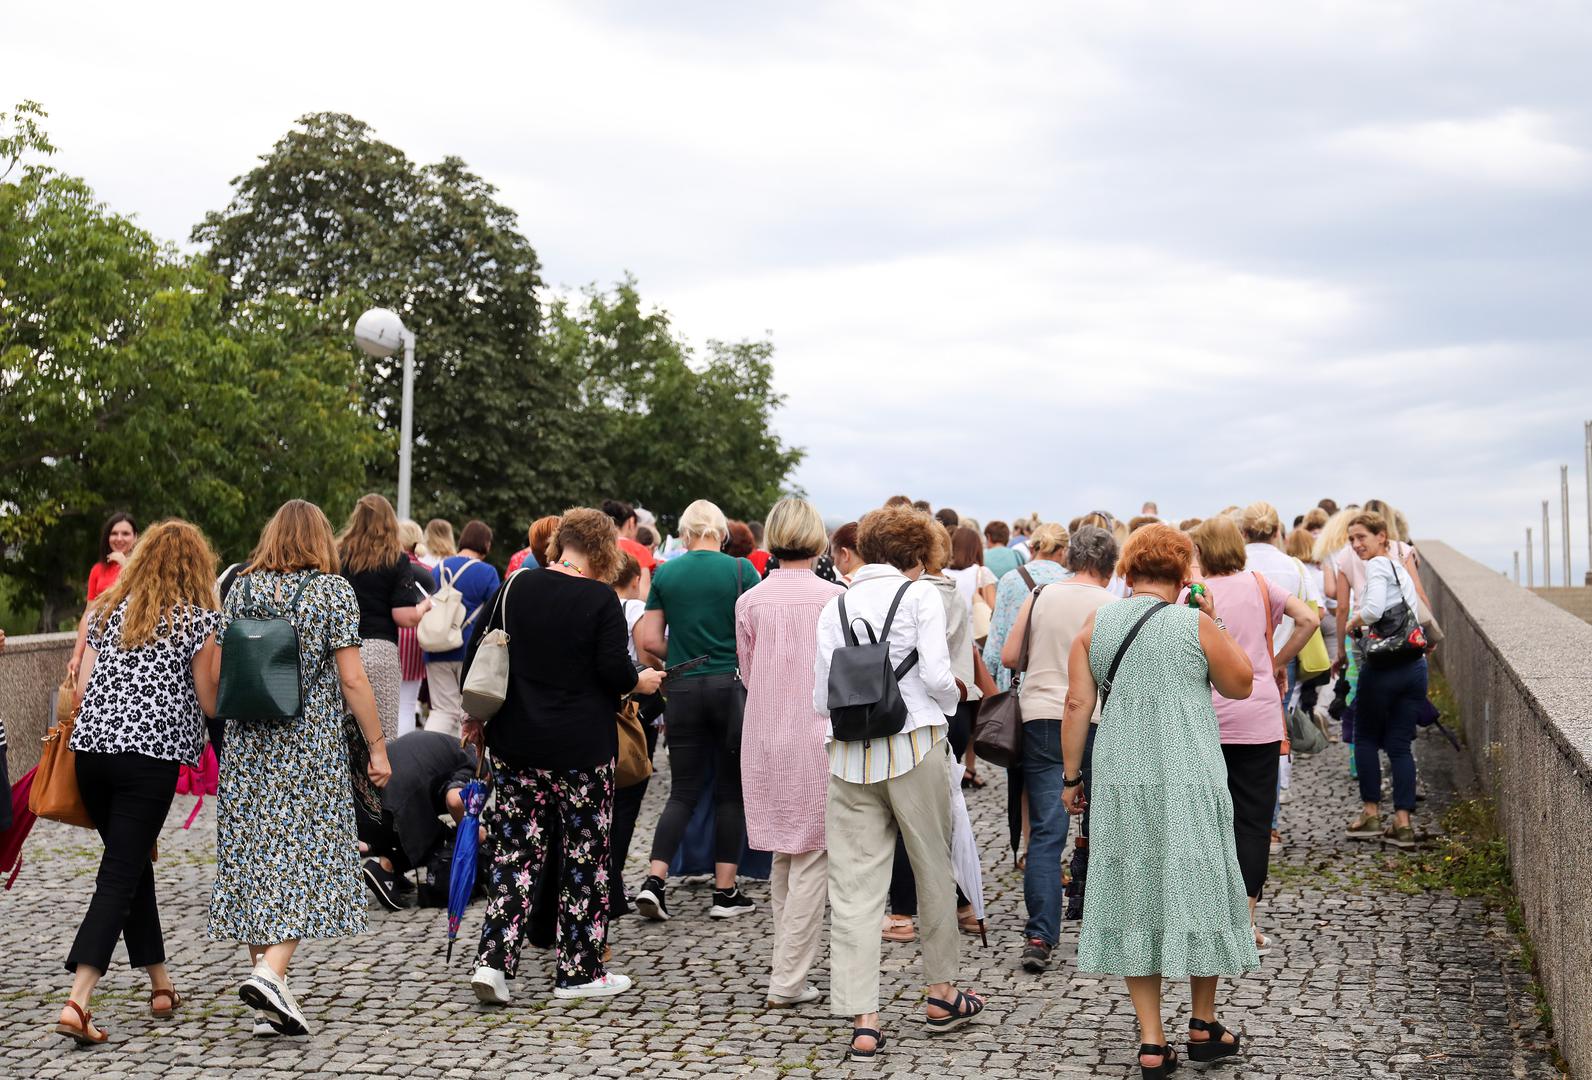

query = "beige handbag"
[460,570,521,720]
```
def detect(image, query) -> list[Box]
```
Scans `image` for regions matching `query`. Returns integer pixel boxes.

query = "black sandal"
[849,1027,886,1060]
[1139,1042,1179,1079]
[1187,1017,1241,1063]
[924,988,985,1033]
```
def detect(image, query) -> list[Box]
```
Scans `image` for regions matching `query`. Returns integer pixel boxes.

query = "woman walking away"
[339,495,433,742]
[466,509,665,1002]
[634,499,760,922]
[423,521,500,739]
[1343,511,1428,849]
[1000,524,1117,975]
[984,523,1071,692]
[420,519,455,570]
[945,527,997,643]
[1190,516,1318,953]
[54,521,222,1045]
[209,500,391,1038]
[396,520,435,736]
[1062,524,1259,1078]
[812,504,986,1061]
[736,497,845,1008]
[69,512,139,678]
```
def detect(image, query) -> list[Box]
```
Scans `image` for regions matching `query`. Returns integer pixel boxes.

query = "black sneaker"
[1021,937,1052,973]
[363,859,402,912]
[709,887,756,919]
[634,875,671,921]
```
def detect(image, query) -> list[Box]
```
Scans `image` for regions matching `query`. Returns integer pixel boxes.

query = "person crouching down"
[356,729,480,910]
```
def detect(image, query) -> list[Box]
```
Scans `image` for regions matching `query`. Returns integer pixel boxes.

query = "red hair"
[1117,523,1194,584]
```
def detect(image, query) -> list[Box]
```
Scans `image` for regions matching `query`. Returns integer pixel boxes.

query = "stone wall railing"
[1,632,74,778]
[1419,541,1592,1079]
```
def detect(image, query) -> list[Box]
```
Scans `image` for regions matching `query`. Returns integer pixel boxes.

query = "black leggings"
[648,675,747,867]
[68,751,179,973]
[1221,741,1280,900]
[610,720,660,909]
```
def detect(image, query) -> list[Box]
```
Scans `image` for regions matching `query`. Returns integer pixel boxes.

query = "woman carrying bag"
[52,520,223,1046]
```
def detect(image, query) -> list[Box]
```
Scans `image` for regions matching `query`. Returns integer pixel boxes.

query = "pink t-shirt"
[1204,572,1290,744]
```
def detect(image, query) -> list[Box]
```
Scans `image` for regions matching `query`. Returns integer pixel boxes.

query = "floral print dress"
[208,570,368,944]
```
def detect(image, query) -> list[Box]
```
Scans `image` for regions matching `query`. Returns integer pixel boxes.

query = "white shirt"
[1244,542,1321,648]
[812,564,959,739]
[945,564,995,613]
[1359,555,1419,623]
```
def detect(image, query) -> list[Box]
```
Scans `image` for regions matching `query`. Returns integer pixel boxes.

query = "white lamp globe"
[354,307,408,358]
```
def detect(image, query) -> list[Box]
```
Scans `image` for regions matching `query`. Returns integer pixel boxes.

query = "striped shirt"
[827,723,947,785]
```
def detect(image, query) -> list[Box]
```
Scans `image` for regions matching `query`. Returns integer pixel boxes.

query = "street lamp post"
[354,308,417,521]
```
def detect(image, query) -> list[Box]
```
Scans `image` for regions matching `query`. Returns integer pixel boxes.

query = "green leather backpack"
[215,571,321,722]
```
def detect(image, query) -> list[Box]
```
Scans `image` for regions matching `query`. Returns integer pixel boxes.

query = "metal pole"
[1562,465,1572,587]
[1542,500,1551,588]
[1513,551,1520,585]
[1527,527,1534,587]
[1584,420,1592,584]
[397,331,415,522]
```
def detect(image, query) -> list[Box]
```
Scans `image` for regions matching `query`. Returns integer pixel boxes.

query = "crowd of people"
[24,490,1439,1075]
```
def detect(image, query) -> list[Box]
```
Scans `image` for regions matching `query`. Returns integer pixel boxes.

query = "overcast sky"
[11,1,1592,578]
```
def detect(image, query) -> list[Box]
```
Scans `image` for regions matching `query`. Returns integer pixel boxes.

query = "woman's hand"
[107,551,128,567]
[1062,783,1087,816]
[367,745,392,788]
[634,667,665,695]
[1188,582,1216,620]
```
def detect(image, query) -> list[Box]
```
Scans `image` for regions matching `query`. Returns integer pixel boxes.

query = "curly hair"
[553,507,622,582]
[924,521,952,576]
[858,505,937,570]
[1117,522,1194,584]
[93,519,219,648]
[338,493,403,574]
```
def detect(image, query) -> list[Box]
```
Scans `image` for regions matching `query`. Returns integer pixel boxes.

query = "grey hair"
[1066,525,1119,579]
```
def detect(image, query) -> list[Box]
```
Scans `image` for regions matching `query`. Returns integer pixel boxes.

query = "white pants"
[769,849,829,1000]
[398,678,423,737]
[425,660,465,739]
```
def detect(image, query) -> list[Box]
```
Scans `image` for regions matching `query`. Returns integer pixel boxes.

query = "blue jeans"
[1354,658,1427,812]
[1021,718,1068,945]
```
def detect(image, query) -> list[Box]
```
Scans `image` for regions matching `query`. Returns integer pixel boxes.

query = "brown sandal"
[150,987,182,1019]
[55,999,109,1045]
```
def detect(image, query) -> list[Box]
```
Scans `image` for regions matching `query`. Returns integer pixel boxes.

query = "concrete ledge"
[1,632,74,777]
[1419,540,1592,1079]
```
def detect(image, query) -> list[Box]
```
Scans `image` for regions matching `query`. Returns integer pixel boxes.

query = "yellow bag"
[1297,600,1332,677]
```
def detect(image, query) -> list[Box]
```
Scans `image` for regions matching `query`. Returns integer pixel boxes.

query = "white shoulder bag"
[460,569,522,720]
[416,557,482,653]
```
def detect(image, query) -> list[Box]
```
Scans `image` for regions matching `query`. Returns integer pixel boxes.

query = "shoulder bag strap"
[1017,564,1036,591]
[1098,601,1169,713]
[1013,583,1048,677]
[1252,571,1276,669]
[485,569,521,631]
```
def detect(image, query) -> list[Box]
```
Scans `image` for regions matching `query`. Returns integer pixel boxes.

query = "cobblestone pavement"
[0,722,1563,1079]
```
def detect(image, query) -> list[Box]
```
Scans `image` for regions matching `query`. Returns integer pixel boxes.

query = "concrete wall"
[1419,541,1592,1079]
[1,632,74,777]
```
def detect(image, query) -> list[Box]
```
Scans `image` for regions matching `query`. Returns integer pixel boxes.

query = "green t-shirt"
[984,545,1026,582]
[645,550,759,677]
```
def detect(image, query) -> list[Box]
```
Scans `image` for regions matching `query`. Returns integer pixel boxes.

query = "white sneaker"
[251,1011,280,1037]
[238,961,309,1035]
[766,984,823,1008]
[471,965,511,1005]
[1278,788,1292,805]
[553,972,633,999]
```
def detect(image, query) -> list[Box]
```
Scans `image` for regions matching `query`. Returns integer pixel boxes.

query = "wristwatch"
[1062,772,1084,788]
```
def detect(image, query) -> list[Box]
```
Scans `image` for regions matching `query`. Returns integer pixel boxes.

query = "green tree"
[0,103,377,629]
[192,113,598,553]
[545,280,805,530]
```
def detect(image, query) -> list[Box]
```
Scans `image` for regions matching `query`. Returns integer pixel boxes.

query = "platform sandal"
[848,1027,886,1060]
[924,988,985,1033]
[54,1000,109,1046]
[1187,1017,1241,1063]
[1138,1042,1178,1079]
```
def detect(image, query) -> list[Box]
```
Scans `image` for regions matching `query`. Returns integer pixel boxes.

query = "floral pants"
[475,760,613,987]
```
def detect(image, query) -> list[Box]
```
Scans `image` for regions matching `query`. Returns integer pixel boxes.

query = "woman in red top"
[69,513,138,677]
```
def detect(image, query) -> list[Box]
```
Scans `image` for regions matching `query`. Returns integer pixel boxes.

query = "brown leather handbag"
[974,583,1047,768]
[615,699,653,788]
[30,672,94,828]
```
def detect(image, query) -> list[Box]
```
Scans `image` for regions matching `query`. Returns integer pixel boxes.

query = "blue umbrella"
[446,778,488,962]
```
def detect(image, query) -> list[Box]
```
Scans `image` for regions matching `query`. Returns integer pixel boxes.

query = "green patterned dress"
[1078,596,1259,978]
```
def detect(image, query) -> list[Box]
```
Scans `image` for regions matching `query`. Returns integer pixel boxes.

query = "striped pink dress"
[735,569,847,854]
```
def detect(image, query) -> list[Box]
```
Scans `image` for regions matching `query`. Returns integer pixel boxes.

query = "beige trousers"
[769,849,829,1001]
[826,743,959,1016]
[424,660,465,739]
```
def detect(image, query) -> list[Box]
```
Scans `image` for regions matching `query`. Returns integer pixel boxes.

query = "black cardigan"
[462,568,637,771]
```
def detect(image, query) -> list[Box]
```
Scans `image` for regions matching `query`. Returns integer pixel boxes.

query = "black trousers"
[648,674,747,866]
[67,751,179,973]
[1221,741,1280,901]
[609,721,660,914]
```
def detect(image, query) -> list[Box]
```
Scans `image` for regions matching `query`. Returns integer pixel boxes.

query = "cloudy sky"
[11,1,1592,577]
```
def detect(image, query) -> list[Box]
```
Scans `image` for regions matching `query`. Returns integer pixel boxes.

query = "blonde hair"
[424,519,457,560]
[764,497,828,560]
[1190,515,1248,577]
[246,500,341,575]
[1285,527,1317,563]
[398,519,424,554]
[1028,523,1069,557]
[678,499,728,543]
[1239,501,1281,543]
[1312,508,1355,563]
[338,493,402,574]
[92,520,219,649]
[924,521,952,576]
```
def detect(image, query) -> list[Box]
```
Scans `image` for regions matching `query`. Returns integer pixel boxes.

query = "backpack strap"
[879,579,920,681]
[1098,601,1169,713]
[285,570,321,615]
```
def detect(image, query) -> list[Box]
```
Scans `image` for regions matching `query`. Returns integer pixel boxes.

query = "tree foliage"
[0,103,376,628]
